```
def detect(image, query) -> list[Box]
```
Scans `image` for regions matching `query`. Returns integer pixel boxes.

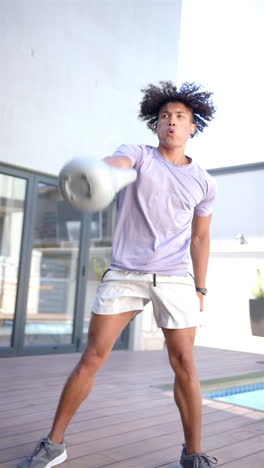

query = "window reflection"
[83,203,115,336]
[0,174,26,347]
[24,183,82,346]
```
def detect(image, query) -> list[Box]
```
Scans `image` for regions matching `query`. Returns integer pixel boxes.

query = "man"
[18,81,218,468]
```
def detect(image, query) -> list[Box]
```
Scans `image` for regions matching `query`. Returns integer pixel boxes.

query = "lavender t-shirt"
[109,144,216,276]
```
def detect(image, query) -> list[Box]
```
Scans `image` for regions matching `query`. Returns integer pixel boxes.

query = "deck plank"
[0,346,263,467]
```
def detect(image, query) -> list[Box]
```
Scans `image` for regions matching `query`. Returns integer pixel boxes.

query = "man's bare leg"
[48,310,134,444]
[162,327,201,454]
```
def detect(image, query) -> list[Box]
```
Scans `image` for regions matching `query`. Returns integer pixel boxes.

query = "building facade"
[0,0,183,356]
[1,1,263,357]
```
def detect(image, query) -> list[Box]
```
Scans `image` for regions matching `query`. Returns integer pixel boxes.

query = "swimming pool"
[203,382,264,411]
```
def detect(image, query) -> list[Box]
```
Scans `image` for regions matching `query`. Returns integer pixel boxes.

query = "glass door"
[23,182,83,348]
[0,166,130,356]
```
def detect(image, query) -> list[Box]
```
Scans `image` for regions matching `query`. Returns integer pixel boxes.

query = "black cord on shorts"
[101,269,111,282]
[153,273,157,287]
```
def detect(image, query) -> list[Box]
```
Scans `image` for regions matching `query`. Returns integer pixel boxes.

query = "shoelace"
[28,437,52,461]
[193,453,218,468]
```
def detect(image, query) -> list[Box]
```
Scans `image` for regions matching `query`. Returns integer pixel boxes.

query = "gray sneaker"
[17,437,67,468]
[179,443,218,468]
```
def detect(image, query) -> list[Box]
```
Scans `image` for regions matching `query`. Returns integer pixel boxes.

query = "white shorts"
[91,269,201,329]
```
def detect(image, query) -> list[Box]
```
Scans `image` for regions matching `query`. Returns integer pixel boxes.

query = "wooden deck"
[0,346,264,468]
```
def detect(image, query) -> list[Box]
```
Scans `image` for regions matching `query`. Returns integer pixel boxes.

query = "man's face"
[156,102,196,150]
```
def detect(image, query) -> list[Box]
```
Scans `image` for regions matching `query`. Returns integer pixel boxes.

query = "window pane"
[0,174,26,347]
[82,202,129,350]
[24,183,82,346]
[83,205,114,336]
[210,169,264,240]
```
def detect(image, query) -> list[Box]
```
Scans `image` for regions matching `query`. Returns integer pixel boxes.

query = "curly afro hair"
[138,81,216,137]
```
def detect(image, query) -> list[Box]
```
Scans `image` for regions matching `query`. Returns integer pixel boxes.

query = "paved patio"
[0,346,264,468]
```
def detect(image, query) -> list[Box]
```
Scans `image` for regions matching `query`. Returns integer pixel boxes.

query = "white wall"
[0,0,182,175]
[173,0,264,354]
[195,241,264,354]
[177,0,264,169]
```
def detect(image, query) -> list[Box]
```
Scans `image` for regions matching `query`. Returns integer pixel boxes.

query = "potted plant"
[249,268,264,337]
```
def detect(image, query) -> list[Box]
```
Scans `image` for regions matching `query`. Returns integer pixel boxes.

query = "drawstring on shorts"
[102,269,158,287]
[101,269,111,282]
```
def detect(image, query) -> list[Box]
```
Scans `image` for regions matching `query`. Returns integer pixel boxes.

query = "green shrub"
[251,269,264,299]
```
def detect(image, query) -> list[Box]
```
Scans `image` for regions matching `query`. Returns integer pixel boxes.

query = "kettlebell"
[58,157,137,212]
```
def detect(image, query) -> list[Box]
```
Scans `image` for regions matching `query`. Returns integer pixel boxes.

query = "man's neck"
[157,145,189,165]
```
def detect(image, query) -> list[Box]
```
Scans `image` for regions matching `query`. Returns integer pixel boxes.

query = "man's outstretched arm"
[103,156,133,169]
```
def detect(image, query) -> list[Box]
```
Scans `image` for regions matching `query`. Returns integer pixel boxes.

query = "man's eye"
[161,114,169,118]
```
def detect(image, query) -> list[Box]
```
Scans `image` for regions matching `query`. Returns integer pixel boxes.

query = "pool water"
[203,383,264,411]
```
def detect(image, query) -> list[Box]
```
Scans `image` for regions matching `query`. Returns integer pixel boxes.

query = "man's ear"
[190,123,197,135]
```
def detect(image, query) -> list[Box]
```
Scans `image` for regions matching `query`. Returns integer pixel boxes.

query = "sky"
[177,0,264,169]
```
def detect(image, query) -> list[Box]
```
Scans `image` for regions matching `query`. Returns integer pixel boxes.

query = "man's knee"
[78,346,109,373]
[169,350,196,379]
